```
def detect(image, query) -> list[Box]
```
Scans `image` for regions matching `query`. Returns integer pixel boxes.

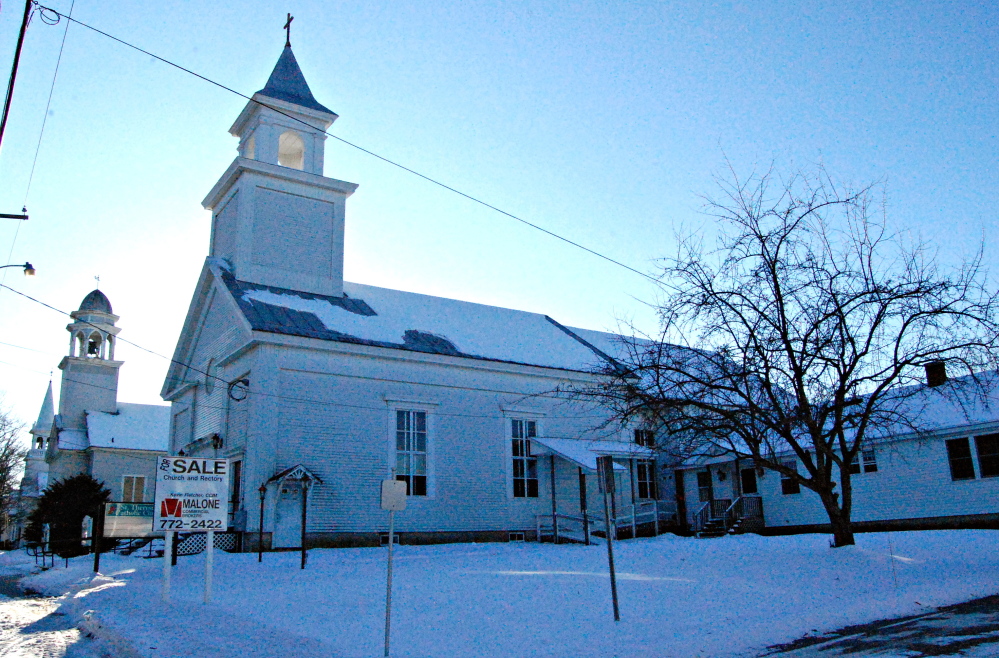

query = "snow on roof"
[56,428,89,450]
[531,437,652,471]
[230,275,634,372]
[86,403,170,452]
[867,370,999,439]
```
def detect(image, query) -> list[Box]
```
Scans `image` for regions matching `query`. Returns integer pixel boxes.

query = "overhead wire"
[0,282,617,423]
[22,0,74,207]
[30,3,663,288]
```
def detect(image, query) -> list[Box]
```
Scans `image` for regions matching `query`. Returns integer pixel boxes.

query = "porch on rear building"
[528,437,678,544]
[678,457,766,538]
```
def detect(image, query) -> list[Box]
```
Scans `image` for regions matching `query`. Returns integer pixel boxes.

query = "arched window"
[278,130,305,169]
[243,134,256,160]
[86,332,103,358]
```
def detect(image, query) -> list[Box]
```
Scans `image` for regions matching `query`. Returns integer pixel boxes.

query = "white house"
[161,44,666,549]
[15,289,170,542]
[672,365,999,537]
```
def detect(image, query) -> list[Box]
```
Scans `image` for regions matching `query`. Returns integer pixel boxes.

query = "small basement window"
[508,532,526,542]
[379,533,401,546]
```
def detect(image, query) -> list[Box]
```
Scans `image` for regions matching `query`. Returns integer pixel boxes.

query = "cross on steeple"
[284,13,294,47]
[94,275,100,289]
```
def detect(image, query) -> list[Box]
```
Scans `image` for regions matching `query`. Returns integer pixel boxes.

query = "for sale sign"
[153,457,229,532]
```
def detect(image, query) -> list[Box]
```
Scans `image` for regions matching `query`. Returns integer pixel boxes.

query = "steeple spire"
[256,45,334,116]
[32,381,54,436]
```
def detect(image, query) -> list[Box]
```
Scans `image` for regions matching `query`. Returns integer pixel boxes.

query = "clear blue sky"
[0,0,996,431]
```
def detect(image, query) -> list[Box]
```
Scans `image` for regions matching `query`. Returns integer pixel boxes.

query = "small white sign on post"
[381,476,407,657]
[153,457,229,603]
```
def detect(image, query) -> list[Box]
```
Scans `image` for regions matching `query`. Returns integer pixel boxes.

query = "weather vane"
[284,13,294,47]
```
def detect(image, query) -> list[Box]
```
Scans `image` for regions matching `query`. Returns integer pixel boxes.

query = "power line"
[22,0,74,207]
[0,283,615,423]
[31,4,662,288]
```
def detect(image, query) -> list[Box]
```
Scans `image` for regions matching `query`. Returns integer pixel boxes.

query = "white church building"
[162,44,661,549]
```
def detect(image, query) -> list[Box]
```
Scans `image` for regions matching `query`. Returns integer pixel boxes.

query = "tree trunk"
[817,489,855,547]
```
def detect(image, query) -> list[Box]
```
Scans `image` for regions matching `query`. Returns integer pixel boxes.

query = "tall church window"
[512,419,538,498]
[278,130,305,169]
[396,410,427,496]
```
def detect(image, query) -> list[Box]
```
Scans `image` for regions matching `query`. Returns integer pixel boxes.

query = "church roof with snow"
[85,403,171,451]
[219,269,630,373]
[256,45,336,116]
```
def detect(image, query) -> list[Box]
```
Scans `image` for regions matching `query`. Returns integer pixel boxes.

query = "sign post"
[597,455,621,622]
[381,473,407,657]
[153,456,229,603]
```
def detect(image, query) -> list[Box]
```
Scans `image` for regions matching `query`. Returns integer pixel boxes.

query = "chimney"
[924,361,948,387]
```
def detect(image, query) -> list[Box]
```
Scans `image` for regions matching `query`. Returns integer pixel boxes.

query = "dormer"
[229,45,337,176]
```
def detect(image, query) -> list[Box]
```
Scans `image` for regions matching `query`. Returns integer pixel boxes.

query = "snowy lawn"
[5,529,999,657]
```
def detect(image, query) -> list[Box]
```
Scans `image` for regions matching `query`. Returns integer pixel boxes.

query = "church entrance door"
[273,482,303,548]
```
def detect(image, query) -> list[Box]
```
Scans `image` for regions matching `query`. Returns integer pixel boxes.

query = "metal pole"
[549,456,559,544]
[610,471,619,541]
[0,0,32,152]
[578,468,590,546]
[598,457,621,622]
[384,508,395,657]
[300,481,308,570]
[204,530,214,603]
[630,459,637,539]
[92,503,105,573]
[162,531,173,603]
[258,486,265,562]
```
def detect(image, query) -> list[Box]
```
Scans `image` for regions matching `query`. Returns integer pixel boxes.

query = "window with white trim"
[636,459,657,499]
[634,429,656,448]
[396,410,428,496]
[122,476,145,503]
[848,448,878,474]
[511,419,538,498]
[780,461,800,495]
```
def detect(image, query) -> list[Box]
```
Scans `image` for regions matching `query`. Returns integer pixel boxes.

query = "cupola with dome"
[58,288,123,431]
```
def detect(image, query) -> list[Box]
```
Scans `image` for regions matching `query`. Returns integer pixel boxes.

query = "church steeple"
[229,44,337,175]
[203,36,358,298]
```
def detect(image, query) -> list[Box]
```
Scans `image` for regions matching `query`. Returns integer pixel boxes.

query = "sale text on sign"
[153,457,230,531]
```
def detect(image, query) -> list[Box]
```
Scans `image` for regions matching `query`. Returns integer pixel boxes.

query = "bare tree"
[0,403,27,538]
[586,167,999,547]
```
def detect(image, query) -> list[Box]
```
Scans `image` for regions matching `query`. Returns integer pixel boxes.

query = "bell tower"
[58,289,122,430]
[202,39,358,297]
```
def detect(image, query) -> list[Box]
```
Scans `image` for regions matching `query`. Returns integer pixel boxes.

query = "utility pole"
[0,0,33,152]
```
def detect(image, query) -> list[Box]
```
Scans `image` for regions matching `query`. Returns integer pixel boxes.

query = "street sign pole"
[384,507,396,657]
[204,530,214,603]
[162,530,173,603]
[381,470,407,657]
[598,456,621,622]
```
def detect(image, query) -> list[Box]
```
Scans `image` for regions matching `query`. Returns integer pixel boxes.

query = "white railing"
[537,499,676,544]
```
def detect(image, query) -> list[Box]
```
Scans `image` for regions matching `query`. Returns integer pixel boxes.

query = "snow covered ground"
[2,530,998,657]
